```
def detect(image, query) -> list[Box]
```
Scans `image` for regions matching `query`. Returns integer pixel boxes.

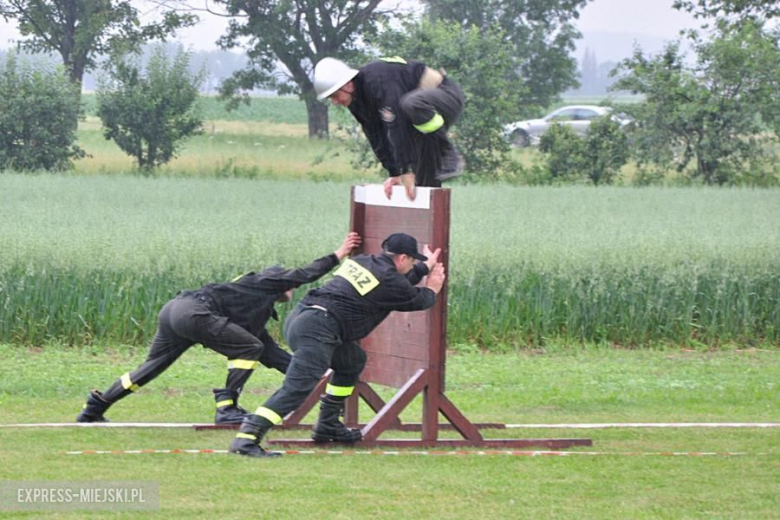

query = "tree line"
[0,0,777,185]
[0,46,254,94]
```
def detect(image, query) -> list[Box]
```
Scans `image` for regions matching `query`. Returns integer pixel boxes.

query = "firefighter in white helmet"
[313,56,465,200]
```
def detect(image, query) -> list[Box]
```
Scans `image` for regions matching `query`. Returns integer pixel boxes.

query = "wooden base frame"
[264,370,592,450]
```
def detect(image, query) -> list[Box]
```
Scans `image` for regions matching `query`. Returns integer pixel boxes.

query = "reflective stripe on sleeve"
[414,113,444,134]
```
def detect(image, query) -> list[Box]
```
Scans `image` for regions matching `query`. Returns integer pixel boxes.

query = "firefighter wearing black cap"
[76,232,361,425]
[313,56,465,201]
[229,232,446,457]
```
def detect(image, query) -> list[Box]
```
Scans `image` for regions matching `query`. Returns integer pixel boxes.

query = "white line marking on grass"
[65,449,759,457]
[5,422,778,429]
[504,423,780,429]
[0,422,201,428]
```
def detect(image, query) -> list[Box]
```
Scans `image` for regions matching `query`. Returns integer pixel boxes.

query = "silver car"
[504,105,620,147]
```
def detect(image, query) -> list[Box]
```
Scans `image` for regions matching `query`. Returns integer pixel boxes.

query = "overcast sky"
[577,0,698,37]
[0,0,699,53]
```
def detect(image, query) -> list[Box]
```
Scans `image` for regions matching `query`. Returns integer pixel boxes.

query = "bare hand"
[400,172,416,201]
[426,263,446,294]
[335,231,362,260]
[422,244,441,271]
[383,177,402,199]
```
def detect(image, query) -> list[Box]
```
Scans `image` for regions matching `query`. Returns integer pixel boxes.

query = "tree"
[211,0,390,138]
[673,0,778,20]
[0,1,194,92]
[424,0,592,117]
[0,50,84,171]
[611,20,779,185]
[376,19,522,177]
[96,46,205,171]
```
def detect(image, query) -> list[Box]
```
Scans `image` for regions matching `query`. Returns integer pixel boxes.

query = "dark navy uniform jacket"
[348,59,428,177]
[198,253,340,339]
[301,253,437,343]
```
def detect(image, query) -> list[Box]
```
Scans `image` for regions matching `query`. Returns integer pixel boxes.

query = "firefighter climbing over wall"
[313,56,465,201]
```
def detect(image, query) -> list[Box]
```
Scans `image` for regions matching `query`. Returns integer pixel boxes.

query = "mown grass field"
[0,344,777,518]
[74,116,368,180]
[1,174,778,348]
[76,95,367,180]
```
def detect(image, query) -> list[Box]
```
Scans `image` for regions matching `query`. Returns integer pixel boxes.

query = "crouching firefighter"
[76,232,362,425]
[230,232,446,457]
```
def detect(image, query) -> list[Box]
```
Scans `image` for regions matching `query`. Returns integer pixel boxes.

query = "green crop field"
[1,174,778,348]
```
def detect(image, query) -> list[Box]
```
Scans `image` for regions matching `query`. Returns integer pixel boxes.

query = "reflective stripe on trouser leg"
[329,341,366,389]
[100,335,189,403]
[99,372,139,404]
[99,378,134,403]
[254,406,283,425]
[228,359,259,370]
[325,384,354,397]
[226,360,258,393]
[414,112,444,134]
[216,399,234,408]
[121,373,139,392]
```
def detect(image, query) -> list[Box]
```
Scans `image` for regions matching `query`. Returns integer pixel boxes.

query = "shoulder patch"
[380,107,395,123]
[334,259,380,296]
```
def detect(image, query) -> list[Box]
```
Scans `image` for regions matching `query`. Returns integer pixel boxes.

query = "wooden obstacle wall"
[349,185,449,391]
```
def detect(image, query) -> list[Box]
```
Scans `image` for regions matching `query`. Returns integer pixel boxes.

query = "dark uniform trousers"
[400,77,465,187]
[261,304,366,417]
[100,293,287,404]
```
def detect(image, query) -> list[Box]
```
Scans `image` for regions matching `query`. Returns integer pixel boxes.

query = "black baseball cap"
[382,233,427,261]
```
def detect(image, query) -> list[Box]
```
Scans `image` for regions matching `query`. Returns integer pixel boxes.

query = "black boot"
[312,395,362,444]
[228,414,282,458]
[213,388,249,424]
[435,135,464,181]
[76,390,111,423]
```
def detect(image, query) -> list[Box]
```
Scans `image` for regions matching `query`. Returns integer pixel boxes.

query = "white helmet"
[313,57,359,100]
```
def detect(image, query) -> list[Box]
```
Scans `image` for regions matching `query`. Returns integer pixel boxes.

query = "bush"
[0,51,84,171]
[539,116,629,185]
[96,46,205,170]
[538,124,586,183]
[581,116,629,185]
